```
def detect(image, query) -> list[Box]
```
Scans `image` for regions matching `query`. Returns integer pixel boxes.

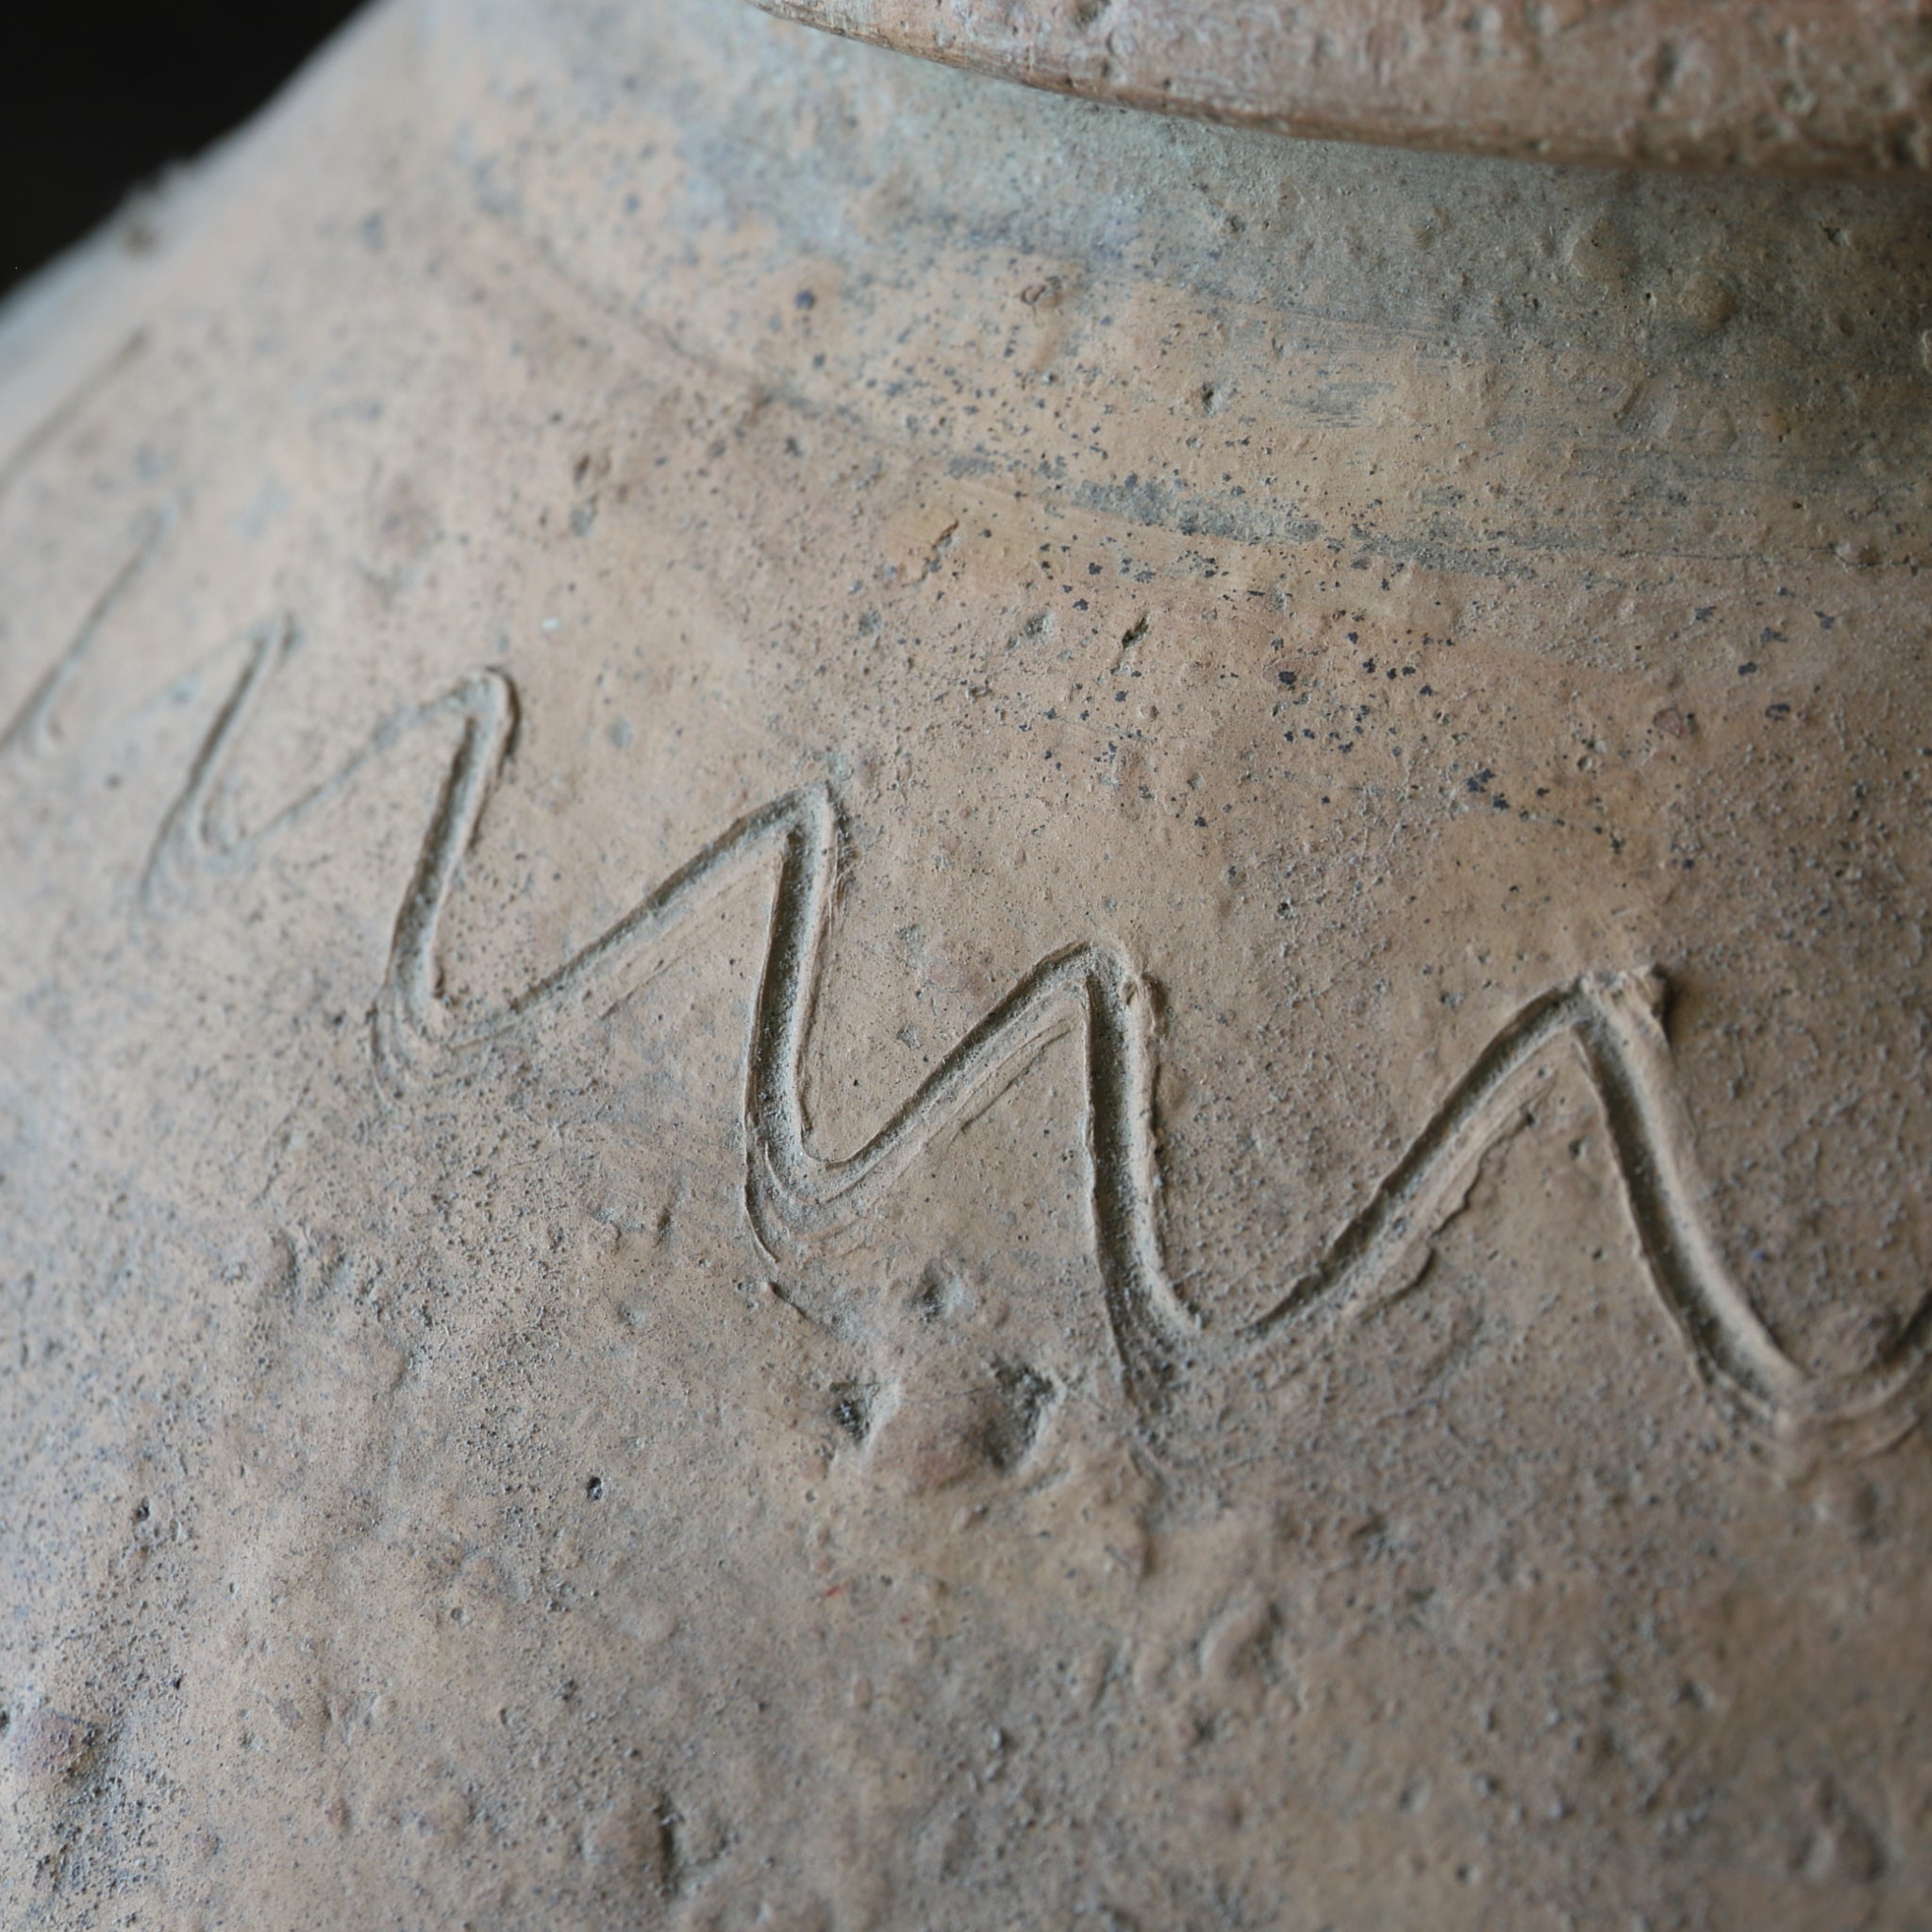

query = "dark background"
[1,2,365,301]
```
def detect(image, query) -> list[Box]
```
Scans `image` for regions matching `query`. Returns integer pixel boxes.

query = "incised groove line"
[0,504,174,761]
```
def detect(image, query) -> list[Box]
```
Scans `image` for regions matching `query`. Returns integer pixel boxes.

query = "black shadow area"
[1,1,365,300]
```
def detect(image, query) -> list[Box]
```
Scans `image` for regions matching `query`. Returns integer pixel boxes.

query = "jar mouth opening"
[748,0,1931,180]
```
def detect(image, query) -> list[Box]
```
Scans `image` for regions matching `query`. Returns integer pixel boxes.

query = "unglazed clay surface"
[3,2,1932,1926]
[752,0,1932,175]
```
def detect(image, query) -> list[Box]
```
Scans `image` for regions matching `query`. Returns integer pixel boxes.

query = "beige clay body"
[2,2,1931,1925]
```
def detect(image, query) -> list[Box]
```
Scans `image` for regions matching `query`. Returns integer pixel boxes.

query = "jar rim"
[748,0,1931,178]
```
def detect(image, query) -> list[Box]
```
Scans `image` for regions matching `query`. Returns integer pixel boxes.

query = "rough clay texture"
[752,0,1932,176]
[3,1,1932,1925]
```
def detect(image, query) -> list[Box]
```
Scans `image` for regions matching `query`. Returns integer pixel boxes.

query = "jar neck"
[416,0,1928,591]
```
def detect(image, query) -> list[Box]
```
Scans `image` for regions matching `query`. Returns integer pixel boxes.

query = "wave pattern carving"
[124,623,1932,1459]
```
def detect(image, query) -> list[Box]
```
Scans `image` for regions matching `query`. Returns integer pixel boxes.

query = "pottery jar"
[2,1,1930,1924]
